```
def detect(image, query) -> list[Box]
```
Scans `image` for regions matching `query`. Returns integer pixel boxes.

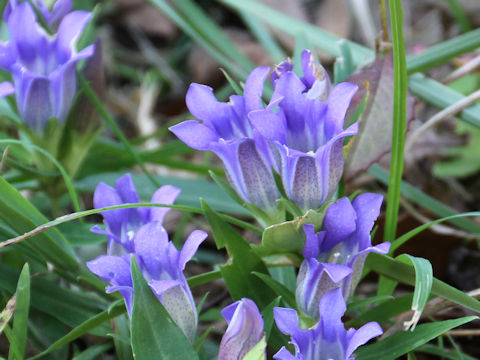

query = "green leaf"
[349,293,413,326]
[201,200,275,308]
[28,302,125,360]
[130,258,199,360]
[391,211,480,253]
[243,336,267,360]
[416,344,477,360]
[407,29,480,74]
[262,209,323,251]
[9,263,30,360]
[355,316,477,360]
[0,177,78,271]
[260,297,281,342]
[71,341,113,360]
[252,272,296,308]
[383,0,408,243]
[366,253,480,313]
[396,255,433,331]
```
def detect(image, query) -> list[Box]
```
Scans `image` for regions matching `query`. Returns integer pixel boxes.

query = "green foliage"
[130,258,199,360]
[355,316,477,360]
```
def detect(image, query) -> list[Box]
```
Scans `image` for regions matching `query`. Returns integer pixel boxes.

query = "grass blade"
[383,0,408,242]
[8,264,30,360]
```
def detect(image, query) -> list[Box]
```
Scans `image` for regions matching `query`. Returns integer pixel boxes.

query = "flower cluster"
[171,50,358,214]
[0,0,94,131]
[85,51,389,358]
[87,174,206,342]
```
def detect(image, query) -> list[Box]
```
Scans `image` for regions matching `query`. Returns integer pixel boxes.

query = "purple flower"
[274,288,383,360]
[218,298,265,360]
[4,0,72,29]
[249,50,358,211]
[295,262,352,322]
[87,222,207,341]
[92,173,180,254]
[302,193,390,299]
[169,67,281,211]
[0,2,94,131]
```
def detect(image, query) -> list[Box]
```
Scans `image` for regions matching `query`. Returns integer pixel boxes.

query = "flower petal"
[244,66,270,113]
[150,185,181,223]
[345,321,383,358]
[325,82,358,135]
[133,222,170,278]
[179,230,207,269]
[249,109,286,143]
[56,10,92,63]
[169,120,218,150]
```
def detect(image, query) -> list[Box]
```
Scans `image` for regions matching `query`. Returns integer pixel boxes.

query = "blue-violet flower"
[249,50,358,211]
[92,173,180,254]
[87,222,206,341]
[274,288,383,360]
[0,2,94,131]
[302,193,390,300]
[169,67,281,211]
[218,298,265,360]
[295,261,352,322]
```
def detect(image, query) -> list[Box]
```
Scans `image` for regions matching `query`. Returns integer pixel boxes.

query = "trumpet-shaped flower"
[274,288,383,360]
[87,222,206,341]
[4,0,72,29]
[169,67,281,211]
[303,193,390,299]
[218,298,265,360]
[295,261,352,321]
[92,173,180,254]
[0,2,94,131]
[249,50,358,211]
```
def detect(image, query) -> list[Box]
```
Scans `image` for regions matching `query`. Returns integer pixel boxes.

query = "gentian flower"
[249,50,358,211]
[302,193,390,300]
[4,0,72,29]
[274,288,383,360]
[218,298,265,360]
[87,222,207,342]
[92,173,180,255]
[295,262,352,322]
[169,67,281,211]
[0,2,94,131]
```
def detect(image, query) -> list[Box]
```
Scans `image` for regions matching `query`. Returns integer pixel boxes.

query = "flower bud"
[218,298,265,360]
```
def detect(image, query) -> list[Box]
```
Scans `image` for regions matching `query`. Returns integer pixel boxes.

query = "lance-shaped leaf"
[344,53,415,181]
[130,257,199,360]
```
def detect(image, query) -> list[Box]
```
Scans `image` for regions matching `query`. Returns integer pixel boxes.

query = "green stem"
[384,0,408,242]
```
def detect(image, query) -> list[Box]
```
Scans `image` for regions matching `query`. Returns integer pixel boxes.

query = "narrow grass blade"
[355,316,477,360]
[27,302,125,360]
[8,264,30,360]
[383,0,408,243]
[397,255,433,331]
[407,28,480,74]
